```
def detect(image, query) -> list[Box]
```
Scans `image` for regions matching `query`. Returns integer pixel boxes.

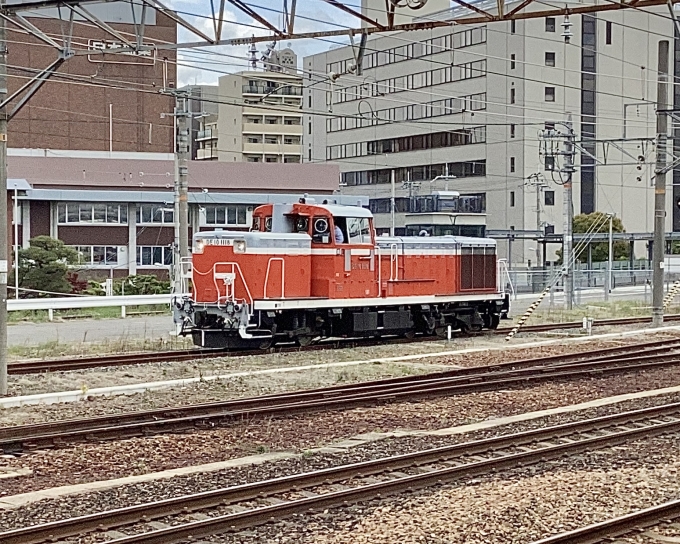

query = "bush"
[85,274,171,296]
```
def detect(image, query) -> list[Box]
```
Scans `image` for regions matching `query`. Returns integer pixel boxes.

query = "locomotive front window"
[347,217,371,244]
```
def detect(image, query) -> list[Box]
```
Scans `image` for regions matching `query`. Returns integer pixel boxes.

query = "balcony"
[242,123,302,135]
[242,142,303,154]
[196,129,216,141]
[242,85,302,96]
[196,148,218,160]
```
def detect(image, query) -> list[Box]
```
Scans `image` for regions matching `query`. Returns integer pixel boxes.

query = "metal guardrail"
[7,294,178,320]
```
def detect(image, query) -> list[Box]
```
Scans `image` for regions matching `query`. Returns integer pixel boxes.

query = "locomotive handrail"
[263,258,285,299]
[211,262,254,308]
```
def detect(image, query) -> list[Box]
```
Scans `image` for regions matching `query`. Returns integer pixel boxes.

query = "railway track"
[4,401,680,544]
[531,499,680,543]
[3,337,680,453]
[8,313,680,375]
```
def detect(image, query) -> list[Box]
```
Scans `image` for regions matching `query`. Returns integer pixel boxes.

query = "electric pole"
[174,94,190,294]
[563,114,575,310]
[526,173,545,267]
[0,1,7,396]
[539,118,576,310]
[652,40,670,327]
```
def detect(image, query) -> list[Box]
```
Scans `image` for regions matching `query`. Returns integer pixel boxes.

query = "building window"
[545,190,555,206]
[308,148,312,161]
[545,87,556,101]
[511,20,516,34]
[545,156,555,171]
[201,205,248,226]
[137,204,174,225]
[510,54,515,70]
[510,88,516,104]
[510,124,516,138]
[546,17,556,32]
[545,52,556,67]
[510,191,515,207]
[308,121,312,134]
[284,156,301,163]
[510,157,516,173]
[605,21,612,44]
[308,95,312,108]
[284,136,300,145]
[331,126,486,159]
[58,203,127,224]
[137,246,173,267]
[73,245,119,266]
[340,160,486,187]
[264,136,278,144]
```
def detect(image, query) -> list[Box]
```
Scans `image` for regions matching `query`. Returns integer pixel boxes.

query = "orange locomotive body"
[174,200,509,348]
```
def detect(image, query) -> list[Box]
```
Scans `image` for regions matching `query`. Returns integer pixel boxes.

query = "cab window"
[347,217,371,244]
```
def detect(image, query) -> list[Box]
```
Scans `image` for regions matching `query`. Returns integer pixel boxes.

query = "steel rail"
[530,499,680,544]
[78,405,680,543]
[3,343,680,453]
[10,338,672,441]
[4,402,680,544]
[9,314,680,375]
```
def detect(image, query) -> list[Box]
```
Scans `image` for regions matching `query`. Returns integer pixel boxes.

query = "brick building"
[7,4,176,153]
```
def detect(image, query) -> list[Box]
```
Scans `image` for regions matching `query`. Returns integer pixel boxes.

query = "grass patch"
[8,305,170,324]
[517,299,680,324]
[8,334,193,361]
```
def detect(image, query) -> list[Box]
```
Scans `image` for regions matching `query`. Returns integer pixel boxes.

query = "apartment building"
[216,48,303,164]
[304,1,673,264]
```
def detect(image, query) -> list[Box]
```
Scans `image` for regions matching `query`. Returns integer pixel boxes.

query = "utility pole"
[390,168,395,236]
[652,40,669,327]
[539,118,575,309]
[562,114,576,310]
[526,173,545,266]
[174,94,190,294]
[0,2,6,396]
[605,213,613,302]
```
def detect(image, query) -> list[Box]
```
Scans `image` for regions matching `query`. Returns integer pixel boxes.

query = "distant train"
[172,198,510,349]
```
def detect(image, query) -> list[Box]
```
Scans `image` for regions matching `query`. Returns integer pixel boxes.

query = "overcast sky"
[170,0,357,87]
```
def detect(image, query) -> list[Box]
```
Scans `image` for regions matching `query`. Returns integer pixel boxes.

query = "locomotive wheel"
[485,314,501,330]
[296,335,315,347]
[464,324,483,334]
[257,337,273,350]
[434,326,449,339]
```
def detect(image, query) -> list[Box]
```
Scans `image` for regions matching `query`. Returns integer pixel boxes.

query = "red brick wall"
[7,14,177,153]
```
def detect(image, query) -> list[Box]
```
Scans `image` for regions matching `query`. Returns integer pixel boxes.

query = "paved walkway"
[8,315,173,347]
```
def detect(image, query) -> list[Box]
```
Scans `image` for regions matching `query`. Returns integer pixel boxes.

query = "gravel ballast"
[4,331,678,428]
[7,328,676,399]
[208,434,680,544]
[3,364,680,496]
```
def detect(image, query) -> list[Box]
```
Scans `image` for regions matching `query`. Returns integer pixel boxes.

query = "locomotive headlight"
[234,240,246,253]
[194,240,205,254]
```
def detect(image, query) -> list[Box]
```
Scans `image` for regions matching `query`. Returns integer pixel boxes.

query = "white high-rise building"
[217,48,303,164]
[304,1,675,266]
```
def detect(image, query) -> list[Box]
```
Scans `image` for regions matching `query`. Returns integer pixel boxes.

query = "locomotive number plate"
[204,239,234,246]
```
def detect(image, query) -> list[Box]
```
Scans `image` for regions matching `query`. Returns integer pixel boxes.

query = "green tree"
[11,236,79,297]
[556,212,629,263]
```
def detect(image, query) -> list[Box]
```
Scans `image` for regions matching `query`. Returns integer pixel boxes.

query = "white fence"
[7,294,177,321]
